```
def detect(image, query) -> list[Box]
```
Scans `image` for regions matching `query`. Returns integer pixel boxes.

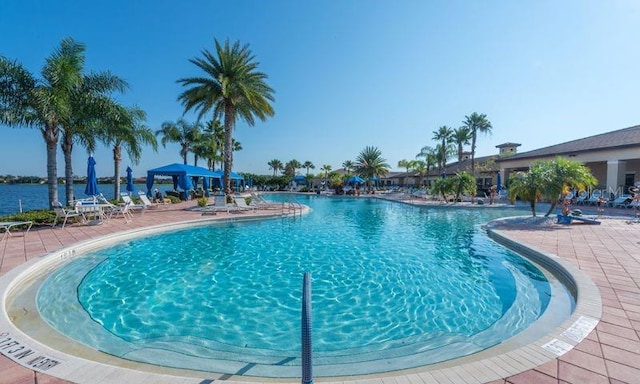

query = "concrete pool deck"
[0,199,639,383]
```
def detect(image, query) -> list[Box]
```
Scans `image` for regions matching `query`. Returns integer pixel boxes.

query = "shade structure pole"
[301,272,313,384]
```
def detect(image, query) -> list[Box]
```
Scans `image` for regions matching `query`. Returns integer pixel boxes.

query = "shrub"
[0,210,56,225]
[166,196,180,204]
[197,197,209,207]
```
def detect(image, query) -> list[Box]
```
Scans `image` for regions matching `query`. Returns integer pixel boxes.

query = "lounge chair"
[250,193,282,209]
[584,190,602,206]
[556,214,601,225]
[138,191,159,209]
[1,221,33,241]
[109,201,133,223]
[608,195,632,208]
[574,191,588,205]
[233,196,256,211]
[120,193,146,214]
[52,201,85,228]
[201,194,236,215]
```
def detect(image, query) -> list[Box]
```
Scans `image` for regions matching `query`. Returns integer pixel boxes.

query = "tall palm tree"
[100,105,158,198]
[452,126,472,162]
[462,112,492,173]
[432,125,453,173]
[416,146,438,187]
[155,119,201,164]
[320,164,332,187]
[410,160,427,187]
[355,146,390,192]
[285,159,302,178]
[1,37,86,208]
[177,38,275,195]
[302,161,315,177]
[60,71,128,204]
[342,160,354,174]
[268,159,283,176]
[397,159,412,174]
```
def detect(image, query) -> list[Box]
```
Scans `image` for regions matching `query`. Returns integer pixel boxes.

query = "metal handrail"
[301,272,313,384]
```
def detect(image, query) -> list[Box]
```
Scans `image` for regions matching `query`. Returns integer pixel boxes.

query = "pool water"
[37,195,574,376]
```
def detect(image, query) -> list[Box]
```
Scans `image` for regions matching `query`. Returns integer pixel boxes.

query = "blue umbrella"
[441,172,446,179]
[496,172,502,191]
[85,156,99,196]
[126,166,134,194]
[347,176,365,184]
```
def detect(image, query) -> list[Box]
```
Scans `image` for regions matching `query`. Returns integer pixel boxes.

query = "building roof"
[499,125,640,161]
[444,155,499,174]
[495,142,521,148]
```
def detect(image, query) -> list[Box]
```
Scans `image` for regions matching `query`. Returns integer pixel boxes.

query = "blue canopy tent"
[346,176,365,185]
[211,170,245,191]
[146,163,222,198]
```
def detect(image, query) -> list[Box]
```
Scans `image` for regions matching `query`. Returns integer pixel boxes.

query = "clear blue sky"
[1,0,639,178]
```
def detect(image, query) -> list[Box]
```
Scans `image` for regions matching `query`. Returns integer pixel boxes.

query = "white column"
[606,160,626,197]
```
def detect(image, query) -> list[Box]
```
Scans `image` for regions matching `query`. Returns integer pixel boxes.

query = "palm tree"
[60,72,128,204]
[534,157,597,217]
[177,38,275,195]
[462,112,492,173]
[397,159,412,174]
[410,159,427,187]
[155,119,201,164]
[452,126,472,162]
[342,160,354,174]
[268,159,283,176]
[1,37,86,208]
[416,146,438,187]
[100,106,158,198]
[355,146,390,192]
[302,161,315,177]
[508,170,542,216]
[432,125,453,173]
[285,159,302,178]
[320,164,332,188]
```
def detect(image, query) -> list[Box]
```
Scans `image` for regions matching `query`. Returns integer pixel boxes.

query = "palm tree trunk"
[113,145,122,199]
[471,132,477,174]
[42,124,59,209]
[544,201,557,217]
[62,134,74,206]
[223,105,235,196]
[530,200,537,217]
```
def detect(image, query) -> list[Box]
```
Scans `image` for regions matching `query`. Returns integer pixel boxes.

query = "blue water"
[37,195,573,375]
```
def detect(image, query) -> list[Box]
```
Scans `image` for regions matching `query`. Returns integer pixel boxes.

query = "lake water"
[0,184,141,216]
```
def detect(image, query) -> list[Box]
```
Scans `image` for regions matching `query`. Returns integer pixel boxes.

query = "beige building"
[497,125,640,196]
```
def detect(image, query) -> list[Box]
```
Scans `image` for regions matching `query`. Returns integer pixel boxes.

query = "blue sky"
[1,0,639,178]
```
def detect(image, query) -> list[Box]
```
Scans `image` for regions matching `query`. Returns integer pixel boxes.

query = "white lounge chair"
[1,221,33,241]
[109,201,133,223]
[201,194,235,215]
[120,193,146,214]
[137,191,159,209]
[52,201,85,228]
[233,196,256,211]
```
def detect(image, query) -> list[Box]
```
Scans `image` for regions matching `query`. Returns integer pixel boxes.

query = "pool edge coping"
[0,212,603,384]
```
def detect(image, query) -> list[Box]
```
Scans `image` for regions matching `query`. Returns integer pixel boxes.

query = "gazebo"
[146,163,221,198]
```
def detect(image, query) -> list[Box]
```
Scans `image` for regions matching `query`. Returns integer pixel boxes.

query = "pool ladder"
[283,195,304,217]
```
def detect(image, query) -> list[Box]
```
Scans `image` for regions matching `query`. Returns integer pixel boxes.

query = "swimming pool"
[35,195,575,377]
